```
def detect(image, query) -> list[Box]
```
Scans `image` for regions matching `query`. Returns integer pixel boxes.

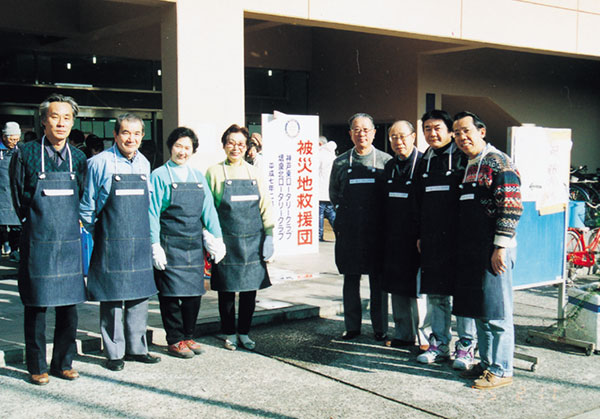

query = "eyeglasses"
[389,133,414,142]
[352,128,373,135]
[225,141,247,149]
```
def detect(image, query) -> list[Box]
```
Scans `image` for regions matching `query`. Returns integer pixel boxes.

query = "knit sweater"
[463,144,523,248]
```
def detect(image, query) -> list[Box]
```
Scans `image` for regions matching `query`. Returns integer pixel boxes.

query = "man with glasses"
[381,120,429,349]
[329,113,392,341]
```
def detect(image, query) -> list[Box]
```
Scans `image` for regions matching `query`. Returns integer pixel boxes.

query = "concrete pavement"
[1,241,600,418]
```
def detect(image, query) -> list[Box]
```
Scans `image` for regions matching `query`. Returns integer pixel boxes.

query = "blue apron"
[419,145,461,296]
[154,164,206,296]
[87,150,157,301]
[0,145,21,226]
[18,139,85,307]
[453,147,505,320]
[211,163,270,292]
[382,150,420,297]
[334,150,384,275]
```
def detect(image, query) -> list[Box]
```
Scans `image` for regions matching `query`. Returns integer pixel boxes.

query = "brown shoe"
[168,341,194,358]
[50,368,79,381]
[183,339,203,355]
[473,370,513,390]
[30,372,49,385]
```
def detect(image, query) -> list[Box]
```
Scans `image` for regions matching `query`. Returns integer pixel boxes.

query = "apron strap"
[40,136,73,173]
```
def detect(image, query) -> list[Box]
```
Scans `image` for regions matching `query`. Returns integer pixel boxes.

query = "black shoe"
[124,353,161,364]
[341,330,361,340]
[387,339,415,348]
[106,359,124,371]
[374,332,387,342]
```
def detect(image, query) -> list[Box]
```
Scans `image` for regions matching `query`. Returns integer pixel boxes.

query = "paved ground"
[1,237,600,418]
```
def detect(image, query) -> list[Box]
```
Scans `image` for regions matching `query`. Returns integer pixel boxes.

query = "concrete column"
[161,0,244,171]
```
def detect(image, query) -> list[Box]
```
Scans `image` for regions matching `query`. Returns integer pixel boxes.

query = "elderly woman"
[149,127,225,358]
[206,124,275,351]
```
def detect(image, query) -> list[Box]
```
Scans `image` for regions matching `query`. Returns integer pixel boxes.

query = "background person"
[9,94,87,385]
[1,122,22,261]
[318,136,336,242]
[329,113,392,341]
[206,124,275,351]
[149,127,225,358]
[80,113,160,372]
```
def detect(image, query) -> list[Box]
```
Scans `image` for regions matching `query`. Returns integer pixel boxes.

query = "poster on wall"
[261,112,320,256]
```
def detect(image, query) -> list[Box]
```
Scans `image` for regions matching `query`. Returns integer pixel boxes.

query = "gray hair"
[39,94,79,122]
[348,113,374,129]
[114,113,145,135]
[388,120,415,136]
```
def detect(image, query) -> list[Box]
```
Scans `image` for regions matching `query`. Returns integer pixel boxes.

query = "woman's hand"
[152,243,167,270]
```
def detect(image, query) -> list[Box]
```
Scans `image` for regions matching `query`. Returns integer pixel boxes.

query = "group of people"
[330,111,523,390]
[7,94,274,385]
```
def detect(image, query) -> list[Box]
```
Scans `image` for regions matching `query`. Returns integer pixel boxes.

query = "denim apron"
[18,139,85,307]
[87,150,157,301]
[0,146,21,225]
[453,147,505,320]
[211,163,270,292]
[382,150,420,297]
[334,150,384,275]
[154,163,206,296]
[419,145,461,295]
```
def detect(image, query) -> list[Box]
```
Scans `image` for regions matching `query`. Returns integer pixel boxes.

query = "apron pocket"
[163,236,203,268]
[105,237,152,273]
[29,239,82,278]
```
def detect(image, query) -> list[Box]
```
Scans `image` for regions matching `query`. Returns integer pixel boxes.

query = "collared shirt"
[43,137,68,166]
[79,144,152,235]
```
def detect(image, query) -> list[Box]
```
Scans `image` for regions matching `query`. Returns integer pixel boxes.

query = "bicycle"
[569,166,600,226]
[566,226,600,281]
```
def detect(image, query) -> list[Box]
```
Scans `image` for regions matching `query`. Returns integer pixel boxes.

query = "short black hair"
[166,127,199,153]
[421,109,453,132]
[453,111,486,130]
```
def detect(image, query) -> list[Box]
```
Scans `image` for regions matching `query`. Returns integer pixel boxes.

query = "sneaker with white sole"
[452,340,475,370]
[416,338,450,364]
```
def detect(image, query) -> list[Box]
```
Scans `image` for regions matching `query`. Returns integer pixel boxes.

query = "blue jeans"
[319,201,336,240]
[428,294,477,346]
[475,247,515,377]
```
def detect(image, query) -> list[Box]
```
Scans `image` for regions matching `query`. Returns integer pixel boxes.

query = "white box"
[565,284,600,347]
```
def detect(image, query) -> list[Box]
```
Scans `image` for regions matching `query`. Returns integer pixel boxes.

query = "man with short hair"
[10,94,87,385]
[1,122,22,260]
[329,113,392,341]
[80,113,160,371]
[452,111,522,389]
[381,120,429,348]
[414,110,477,369]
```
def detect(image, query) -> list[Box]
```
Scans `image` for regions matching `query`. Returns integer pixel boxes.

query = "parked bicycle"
[566,226,600,281]
[569,166,600,227]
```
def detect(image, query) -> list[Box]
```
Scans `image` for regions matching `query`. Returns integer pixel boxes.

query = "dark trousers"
[0,225,21,251]
[158,295,202,345]
[218,291,257,335]
[24,305,78,375]
[343,274,386,334]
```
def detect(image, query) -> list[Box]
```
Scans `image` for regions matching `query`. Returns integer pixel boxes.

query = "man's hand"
[491,247,507,275]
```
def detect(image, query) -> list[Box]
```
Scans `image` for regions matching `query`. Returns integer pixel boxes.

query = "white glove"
[152,243,167,270]
[263,235,275,263]
[203,230,226,264]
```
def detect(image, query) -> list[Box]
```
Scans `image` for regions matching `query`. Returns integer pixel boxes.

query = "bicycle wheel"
[566,230,583,280]
[587,227,600,274]
[570,184,590,202]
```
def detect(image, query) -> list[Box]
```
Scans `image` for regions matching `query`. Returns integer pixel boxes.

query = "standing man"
[381,120,429,348]
[318,136,336,241]
[414,110,477,369]
[329,113,392,341]
[9,94,87,385]
[80,113,160,371]
[452,111,522,389]
[1,122,22,261]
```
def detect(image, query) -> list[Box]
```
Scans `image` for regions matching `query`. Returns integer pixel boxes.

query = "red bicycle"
[566,227,600,280]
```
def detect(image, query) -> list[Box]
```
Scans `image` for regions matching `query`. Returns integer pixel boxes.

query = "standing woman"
[206,124,275,351]
[149,127,225,358]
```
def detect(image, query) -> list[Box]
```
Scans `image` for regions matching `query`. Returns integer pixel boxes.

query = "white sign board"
[261,112,319,255]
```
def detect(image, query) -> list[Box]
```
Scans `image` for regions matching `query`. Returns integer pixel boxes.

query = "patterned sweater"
[463,144,523,248]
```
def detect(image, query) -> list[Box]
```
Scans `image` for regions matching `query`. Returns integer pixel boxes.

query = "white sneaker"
[452,340,475,370]
[416,338,450,364]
